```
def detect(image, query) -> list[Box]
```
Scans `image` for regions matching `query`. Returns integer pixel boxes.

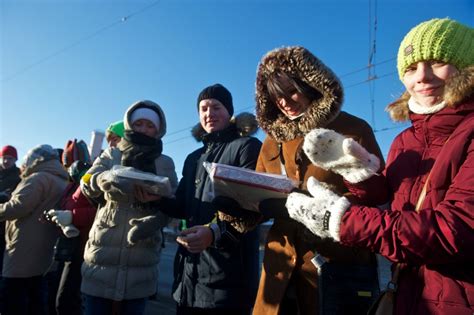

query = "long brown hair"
[266,71,322,104]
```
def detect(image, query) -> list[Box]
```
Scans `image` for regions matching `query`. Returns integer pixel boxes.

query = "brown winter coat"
[253,46,385,315]
[0,159,68,277]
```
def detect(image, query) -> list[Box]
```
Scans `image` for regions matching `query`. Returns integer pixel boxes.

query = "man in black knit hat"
[156,83,262,315]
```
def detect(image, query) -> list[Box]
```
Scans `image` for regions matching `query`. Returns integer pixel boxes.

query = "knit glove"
[303,128,380,183]
[212,196,263,233]
[286,177,350,241]
[95,171,135,203]
[97,171,128,193]
[127,215,160,245]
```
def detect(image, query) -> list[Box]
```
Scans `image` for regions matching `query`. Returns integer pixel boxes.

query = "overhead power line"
[374,125,407,133]
[368,0,378,128]
[339,57,395,78]
[164,70,399,145]
[1,0,161,83]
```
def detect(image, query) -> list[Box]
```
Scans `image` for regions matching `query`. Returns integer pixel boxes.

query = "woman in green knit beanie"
[286,17,474,315]
[105,120,125,148]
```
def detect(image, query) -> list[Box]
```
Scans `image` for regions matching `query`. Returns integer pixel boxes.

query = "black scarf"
[118,130,162,174]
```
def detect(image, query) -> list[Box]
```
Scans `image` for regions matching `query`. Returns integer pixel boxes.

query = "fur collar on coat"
[255,46,344,142]
[386,66,474,122]
[190,112,259,141]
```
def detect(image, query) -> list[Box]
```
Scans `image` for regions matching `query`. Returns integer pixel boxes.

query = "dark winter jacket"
[0,165,21,274]
[340,66,474,314]
[253,46,385,315]
[168,114,262,310]
[0,166,21,197]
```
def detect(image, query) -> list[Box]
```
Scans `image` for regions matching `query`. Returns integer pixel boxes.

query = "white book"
[204,162,297,212]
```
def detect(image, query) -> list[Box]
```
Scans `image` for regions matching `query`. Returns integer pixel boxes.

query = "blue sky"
[1,0,472,175]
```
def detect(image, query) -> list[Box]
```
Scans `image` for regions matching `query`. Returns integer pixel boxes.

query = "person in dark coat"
[0,145,22,274]
[287,18,474,315]
[0,145,21,202]
[155,84,262,315]
[0,145,21,312]
[45,160,93,315]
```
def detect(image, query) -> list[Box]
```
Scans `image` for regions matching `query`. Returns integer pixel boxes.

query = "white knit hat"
[130,108,160,130]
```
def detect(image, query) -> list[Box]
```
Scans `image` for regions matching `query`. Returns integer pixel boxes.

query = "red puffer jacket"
[340,67,474,315]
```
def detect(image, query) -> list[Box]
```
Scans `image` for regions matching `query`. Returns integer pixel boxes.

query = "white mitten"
[47,209,73,226]
[60,224,80,238]
[303,128,380,183]
[286,177,350,241]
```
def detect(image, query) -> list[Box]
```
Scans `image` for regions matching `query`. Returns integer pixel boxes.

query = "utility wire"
[164,68,398,144]
[344,71,397,89]
[1,0,161,83]
[3,0,401,143]
[374,125,407,133]
[339,57,395,78]
[164,70,399,145]
[368,0,378,128]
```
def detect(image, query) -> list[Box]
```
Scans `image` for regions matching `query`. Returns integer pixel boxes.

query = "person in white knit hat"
[79,100,178,315]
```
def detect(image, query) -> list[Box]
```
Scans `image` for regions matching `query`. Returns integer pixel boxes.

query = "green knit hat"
[106,120,125,138]
[397,18,474,80]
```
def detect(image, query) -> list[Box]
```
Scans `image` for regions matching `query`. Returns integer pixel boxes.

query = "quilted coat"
[81,101,178,301]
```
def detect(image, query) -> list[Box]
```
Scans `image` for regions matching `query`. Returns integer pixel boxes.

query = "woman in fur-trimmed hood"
[253,46,386,315]
[284,19,474,315]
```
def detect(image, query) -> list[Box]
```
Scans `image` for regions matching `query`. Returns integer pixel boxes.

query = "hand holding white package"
[107,165,173,197]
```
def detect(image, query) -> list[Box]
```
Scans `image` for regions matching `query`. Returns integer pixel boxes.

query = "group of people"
[0,17,472,315]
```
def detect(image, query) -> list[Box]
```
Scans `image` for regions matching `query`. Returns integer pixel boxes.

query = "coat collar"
[0,166,20,178]
[191,112,259,142]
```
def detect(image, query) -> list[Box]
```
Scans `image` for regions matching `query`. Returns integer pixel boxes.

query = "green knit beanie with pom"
[397,18,474,80]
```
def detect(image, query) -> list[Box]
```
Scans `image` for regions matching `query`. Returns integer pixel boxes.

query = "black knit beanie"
[197,83,234,116]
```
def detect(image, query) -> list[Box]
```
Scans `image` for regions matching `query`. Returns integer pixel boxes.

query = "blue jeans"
[83,294,147,315]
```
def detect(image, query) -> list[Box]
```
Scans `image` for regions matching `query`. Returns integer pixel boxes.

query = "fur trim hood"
[21,144,63,178]
[386,66,474,122]
[256,46,344,142]
[191,112,259,142]
[123,100,167,139]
